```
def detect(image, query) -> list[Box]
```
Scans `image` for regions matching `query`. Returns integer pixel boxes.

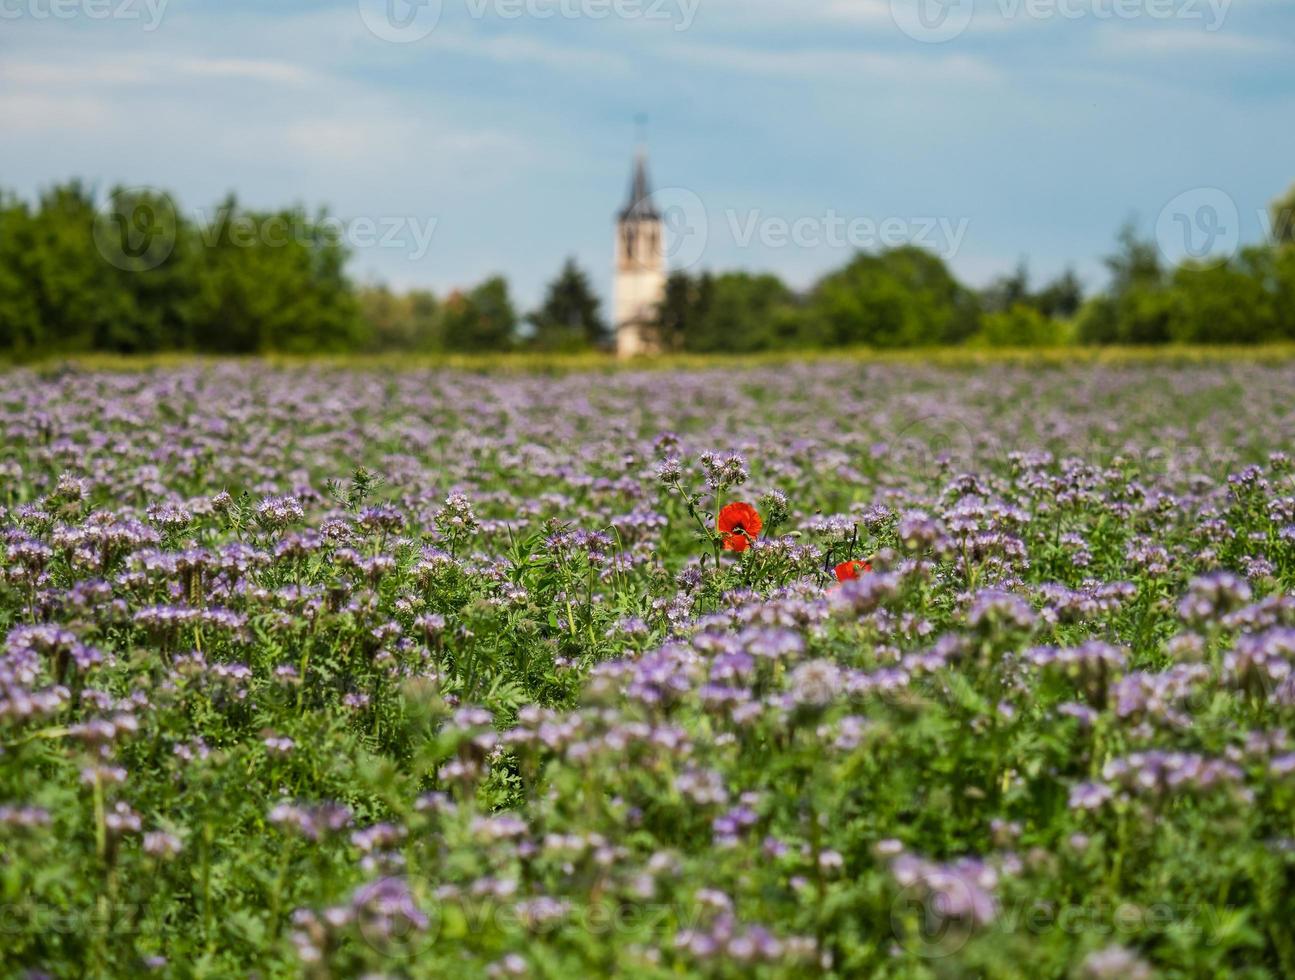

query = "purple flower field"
[3,360,1295,978]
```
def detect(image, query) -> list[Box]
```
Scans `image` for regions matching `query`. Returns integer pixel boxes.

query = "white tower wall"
[614,218,666,358]
[613,149,667,359]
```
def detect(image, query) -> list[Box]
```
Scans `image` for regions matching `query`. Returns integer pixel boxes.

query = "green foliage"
[658,271,803,353]
[0,183,191,355]
[357,284,443,352]
[441,276,518,353]
[1077,224,1172,345]
[982,262,1084,321]
[973,303,1064,348]
[1077,204,1295,347]
[1270,183,1295,247]
[805,246,982,347]
[187,197,367,354]
[2,363,1295,976]
[528,258,607,351]
[656,270,710,352]
[0,184,363,356]
[8,179,1295,356]
[1166,251,1279,344]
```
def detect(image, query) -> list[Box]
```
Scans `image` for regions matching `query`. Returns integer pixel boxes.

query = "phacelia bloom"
[143,831,184,858]
[718,502,762,552]
[1076,945,1152,980]
[834,559,872,582]
[788,659,842,708]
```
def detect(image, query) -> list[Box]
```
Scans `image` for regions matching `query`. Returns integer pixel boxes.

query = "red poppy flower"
[834,559,872,582]
[717,502,762,552]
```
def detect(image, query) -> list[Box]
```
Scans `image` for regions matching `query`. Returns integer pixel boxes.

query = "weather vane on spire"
[634,113,649,148]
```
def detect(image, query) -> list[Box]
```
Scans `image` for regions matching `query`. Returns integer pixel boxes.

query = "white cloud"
[0,91,118,131]
[414,30,632,74]
[172,57,318,86]
[692,0,894,28]
[1096,26,1288,55]
[0,60,151,86]
[280,111,522,174]
[659,40,1001,84]
[0,54,320,88]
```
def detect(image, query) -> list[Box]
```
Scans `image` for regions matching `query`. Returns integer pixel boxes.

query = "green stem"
[268,844,292,939]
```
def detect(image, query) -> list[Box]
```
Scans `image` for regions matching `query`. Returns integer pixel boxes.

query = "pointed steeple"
[619,147,660,222]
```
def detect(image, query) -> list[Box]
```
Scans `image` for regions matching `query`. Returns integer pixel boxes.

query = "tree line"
[2,180,1294,357]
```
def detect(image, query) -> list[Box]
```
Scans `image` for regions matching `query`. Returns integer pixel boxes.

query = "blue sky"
[3,0,1294,311]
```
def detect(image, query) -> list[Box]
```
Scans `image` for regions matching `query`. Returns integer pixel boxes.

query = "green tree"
[0,193,45,354]
[973,303,1061,347]
[358,285,442,352]
[1078,224,1172,345]
[1272,244,1295,339]
[805,246,981,348]
[981,262,1082,323]
[981,261,1031,315]
[654,271,710,353]
[442,276,517,352]
[1033,269,1084,319]
[1166,249,1278,344]
[650,271,805,353]
[189,197,365,353]
[0,182,195,356]
[682,272,800,353]
[1270,183,1295,247]
[94,185,197,352]
[528,258,607,351]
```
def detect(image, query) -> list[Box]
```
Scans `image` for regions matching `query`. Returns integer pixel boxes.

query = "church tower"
[613,147,666,358]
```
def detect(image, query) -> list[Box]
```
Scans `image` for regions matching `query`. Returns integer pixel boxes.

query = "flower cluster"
[1,361,1294,977]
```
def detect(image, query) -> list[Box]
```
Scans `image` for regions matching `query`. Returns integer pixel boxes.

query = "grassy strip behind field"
[11,343,1295,375]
